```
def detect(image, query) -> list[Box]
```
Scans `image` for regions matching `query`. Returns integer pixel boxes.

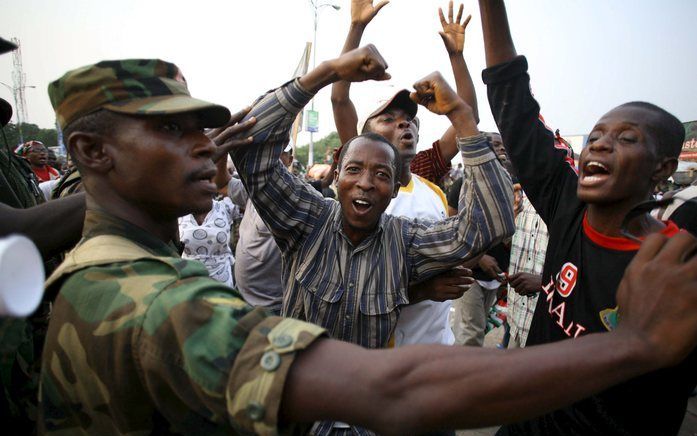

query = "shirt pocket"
[294,253,344,305]
[359,265,408,315]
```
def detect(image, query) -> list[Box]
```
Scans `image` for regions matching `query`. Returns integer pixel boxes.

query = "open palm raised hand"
[438,1,471,55]
[351,0,390,26]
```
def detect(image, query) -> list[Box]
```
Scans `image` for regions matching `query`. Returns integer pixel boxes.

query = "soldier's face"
[105,113,217,219]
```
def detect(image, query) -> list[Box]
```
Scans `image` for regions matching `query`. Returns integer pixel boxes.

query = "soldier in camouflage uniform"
[38,48,697,435]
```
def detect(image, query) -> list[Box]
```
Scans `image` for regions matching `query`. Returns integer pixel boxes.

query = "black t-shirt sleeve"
[669,200,697,236]
[483,56,580,226]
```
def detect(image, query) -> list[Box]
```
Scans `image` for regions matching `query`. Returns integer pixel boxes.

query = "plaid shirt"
[410,140,451,184]
[507,193,549,346]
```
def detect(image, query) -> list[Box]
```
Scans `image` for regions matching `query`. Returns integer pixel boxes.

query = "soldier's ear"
[67,131,113,173]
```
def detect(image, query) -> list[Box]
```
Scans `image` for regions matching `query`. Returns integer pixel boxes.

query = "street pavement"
[455,327,697,436]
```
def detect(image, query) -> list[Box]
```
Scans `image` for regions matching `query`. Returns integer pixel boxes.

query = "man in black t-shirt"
[478,1,697,434]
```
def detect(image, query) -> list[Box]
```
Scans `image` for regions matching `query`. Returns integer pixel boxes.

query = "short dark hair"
[61,109,122,169]
[338,132,402,183]
[617,101,685,159]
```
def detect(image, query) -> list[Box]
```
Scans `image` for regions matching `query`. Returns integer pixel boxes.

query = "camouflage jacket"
[39,210,326,435]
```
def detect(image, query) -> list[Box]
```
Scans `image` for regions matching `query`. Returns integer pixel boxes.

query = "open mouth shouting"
[579,160,611,187]
[399,131,415,147]
[352,197,373,215]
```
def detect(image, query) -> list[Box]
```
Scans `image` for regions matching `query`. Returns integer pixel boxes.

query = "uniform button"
[246,402,266,421]
[260,351,281,372]
[349,283,354,289]
[272,334,293,348]
[345,314,351,320]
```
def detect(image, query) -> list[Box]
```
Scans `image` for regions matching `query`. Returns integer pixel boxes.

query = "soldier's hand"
[438,1,471,56]
[410,71,466,115]
[330,45,391,83]
[616,232,697,367]
[352,0,390,27]
[207,106,257,162]
[409,266,474,303]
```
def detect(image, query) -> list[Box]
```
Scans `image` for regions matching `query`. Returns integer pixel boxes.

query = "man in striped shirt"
[224,44,513,434]
[228,45,513,349]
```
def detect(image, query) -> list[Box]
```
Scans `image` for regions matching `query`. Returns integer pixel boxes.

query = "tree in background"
[294,131,342,168]
[2,122,58,149]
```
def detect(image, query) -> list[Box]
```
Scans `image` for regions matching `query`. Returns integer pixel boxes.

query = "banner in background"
[289,42,312,151]
[682,121,697,161]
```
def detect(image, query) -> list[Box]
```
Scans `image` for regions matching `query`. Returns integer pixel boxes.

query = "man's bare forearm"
[331,24,367,144]
[0,192,85,259]
[446,104,479,138]
[479,0,517,67]
[450,54,479,123]
[282,331,655,434]
[299,61,339,95]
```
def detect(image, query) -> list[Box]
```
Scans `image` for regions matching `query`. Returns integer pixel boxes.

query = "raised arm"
[406,72,514,282]
[281,231,697,434]
[478,0,578,223]
[434,1,480,162]
[331,0,390,145]
[479,0,517,67]
[440,3,479,123]
[220,45,389,253]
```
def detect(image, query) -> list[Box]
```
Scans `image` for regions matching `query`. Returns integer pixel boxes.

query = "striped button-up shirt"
[507,193,549,346]
[232,78,514,351]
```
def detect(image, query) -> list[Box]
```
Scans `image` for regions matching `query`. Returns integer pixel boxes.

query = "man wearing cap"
[32,40,697,436]
[332,1,479,186]
[331,0,480,348]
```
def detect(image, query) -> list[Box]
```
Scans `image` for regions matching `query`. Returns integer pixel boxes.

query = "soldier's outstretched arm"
[331,0,390,145]
[0,192,85,259]
[280,232,697,434]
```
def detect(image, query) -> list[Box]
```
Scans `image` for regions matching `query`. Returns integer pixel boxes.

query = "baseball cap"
[357,89,418,134]
[0,98,12,127]
[48,59,231,130]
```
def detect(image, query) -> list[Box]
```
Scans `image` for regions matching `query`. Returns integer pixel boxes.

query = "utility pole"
[0,38,34,144]
[307,0,340,167]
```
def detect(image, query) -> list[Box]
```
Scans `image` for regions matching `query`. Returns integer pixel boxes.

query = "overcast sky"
[1,0,696,155]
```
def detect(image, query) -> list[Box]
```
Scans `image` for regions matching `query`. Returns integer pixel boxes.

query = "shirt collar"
[331,206,387,245]
[82,208,179,257]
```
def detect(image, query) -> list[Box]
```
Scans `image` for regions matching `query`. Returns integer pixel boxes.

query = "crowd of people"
[1,0,697,435]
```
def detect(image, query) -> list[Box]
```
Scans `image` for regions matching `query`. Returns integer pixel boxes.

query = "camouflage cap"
[48,59,231,130]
